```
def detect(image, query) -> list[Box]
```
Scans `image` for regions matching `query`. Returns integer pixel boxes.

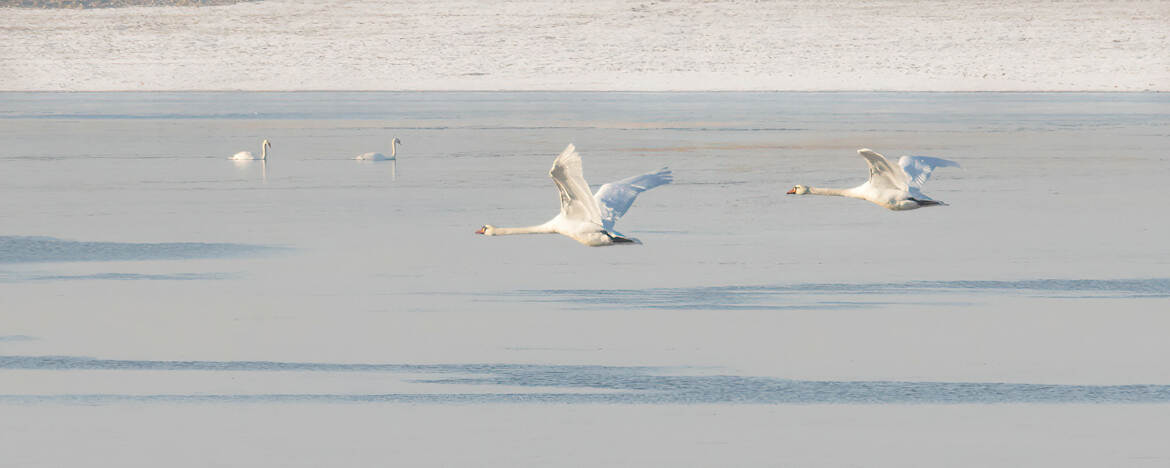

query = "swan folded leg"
[907,198,946,207]
[604,231,641,244]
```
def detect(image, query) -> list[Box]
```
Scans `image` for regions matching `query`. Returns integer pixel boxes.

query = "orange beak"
[474,227,485,234]
[786,188,796,194]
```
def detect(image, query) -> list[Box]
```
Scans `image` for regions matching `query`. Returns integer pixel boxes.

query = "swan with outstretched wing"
[787,148,959,210]
[476,144,672,246]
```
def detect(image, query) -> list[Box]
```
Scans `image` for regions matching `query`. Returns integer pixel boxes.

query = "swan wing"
[857,149,909,191]
[232,151,253,160]
[593,167,672,231]
[898,155,960,188]
[548,144,603,226]
[907,186,936,200]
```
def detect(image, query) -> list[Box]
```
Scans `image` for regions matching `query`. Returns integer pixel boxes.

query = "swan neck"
[391,139,397,157]
[808,187,851,197]
[492,224,554,235]
[261,143,268,160]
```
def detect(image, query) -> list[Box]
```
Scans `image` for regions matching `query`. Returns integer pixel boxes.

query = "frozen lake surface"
[2,92,1169,466]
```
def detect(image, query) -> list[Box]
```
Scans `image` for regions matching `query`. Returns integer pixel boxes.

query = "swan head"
[263,139,271,148]
[393,137,402,145]
[787,185,809,195]
[472,224,496,236]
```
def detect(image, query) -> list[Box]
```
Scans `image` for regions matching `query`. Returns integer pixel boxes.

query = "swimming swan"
[355,137,401,161]
[232,139,271,160]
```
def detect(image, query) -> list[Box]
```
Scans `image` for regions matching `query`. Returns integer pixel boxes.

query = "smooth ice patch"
[0,236,283,264]
[4,356,1170,405]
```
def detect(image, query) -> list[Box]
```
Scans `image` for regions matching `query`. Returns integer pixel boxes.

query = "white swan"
[231,139,270,160]
[787,148,959,210]
[475,144,672,247]
[356,137,401,161]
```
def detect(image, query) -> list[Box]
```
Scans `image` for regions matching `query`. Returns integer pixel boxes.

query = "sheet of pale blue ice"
[2,92,1169,467]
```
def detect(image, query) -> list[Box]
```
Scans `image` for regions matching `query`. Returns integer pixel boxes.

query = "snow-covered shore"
[1,0,1167,91]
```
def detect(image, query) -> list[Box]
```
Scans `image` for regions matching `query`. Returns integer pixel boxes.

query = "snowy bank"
[1,0,1167,91]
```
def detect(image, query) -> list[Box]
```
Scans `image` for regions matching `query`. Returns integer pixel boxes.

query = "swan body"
[787,148,959,211]
[476,144,672,247]
[356,137,401,161]
[232,139,271,160]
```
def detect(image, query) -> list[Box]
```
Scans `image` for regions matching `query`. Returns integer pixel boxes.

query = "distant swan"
[355,137,401,161]
[232,139,270,160]
[787,148,959,210]
[475,144,672,247]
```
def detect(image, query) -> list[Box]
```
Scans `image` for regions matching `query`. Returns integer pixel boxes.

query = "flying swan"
[787,148,959,210]
[231,139,271,160]
[475,144,672,246]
